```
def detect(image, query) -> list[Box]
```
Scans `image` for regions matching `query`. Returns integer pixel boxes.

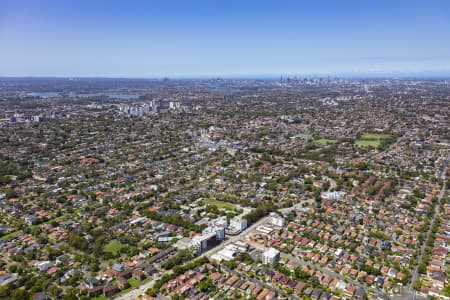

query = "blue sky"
[1,0,450,77]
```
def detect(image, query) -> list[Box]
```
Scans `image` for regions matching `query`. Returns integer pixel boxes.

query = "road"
[403,159,448,299]
[115,155,448,300]
[204,209,388,300]
[246,239,388,299]
[113,272,169,300]
[204,215,270,258]
[115,216,269,300]
[222,265,301,300]
[366,133,407,163]
[323,175,337,191]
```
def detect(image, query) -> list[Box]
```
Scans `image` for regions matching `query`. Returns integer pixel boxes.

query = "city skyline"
[1,0,450,77]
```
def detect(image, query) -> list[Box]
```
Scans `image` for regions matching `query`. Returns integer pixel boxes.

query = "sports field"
[314,139,338,145]
[200,199,235,210]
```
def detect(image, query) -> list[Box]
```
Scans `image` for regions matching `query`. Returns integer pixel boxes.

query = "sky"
[1,0,450,78]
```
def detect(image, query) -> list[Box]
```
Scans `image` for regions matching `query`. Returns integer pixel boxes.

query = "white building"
[34,261,54,271]
[211,242,249,263]
[268,212,285,228]
[200,216,227,240]
[262,248,280,265]
[229,216,247,232]
[211,246,237,262]
[210,216,228,229]
[151,99,159,109]
[169,101,181,110]
[322,191,347,201]
[174,237,195,251]
[192,231,218,254]
[191,221,227,255]
[202,225,225,241]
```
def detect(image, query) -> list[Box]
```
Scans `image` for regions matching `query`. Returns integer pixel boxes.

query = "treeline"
[249,145,336,164]
[249,146,286,157]
[162,249,194,270]
[0,160,32,186]
[298,144,337,164]
[377,135,398,151]
[67,233,89,251]
[359,264,382,276]
[243,204,276,225]
[143,210,204,232]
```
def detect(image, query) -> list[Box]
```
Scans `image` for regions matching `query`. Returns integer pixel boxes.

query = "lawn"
[355,140,380,147]
[128,277,140,288]
[200,199,235,210]
[314,139,338,145]
[432,144,449,149]
[360,133,391,140]
[103,239,127,255]
[0,230,21,241]
[355,133,392,148]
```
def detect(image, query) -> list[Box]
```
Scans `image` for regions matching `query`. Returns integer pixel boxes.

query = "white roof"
[217,248,236,260]
[263,247,280,258]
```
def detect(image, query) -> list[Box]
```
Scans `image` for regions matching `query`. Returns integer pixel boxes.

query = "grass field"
[355,133,392,148]
[0,230,21,241]
[355,140,380,147]
[103,239,126,255]
[432,144,449,149]
[361,133,391,140]
[314,139,338,145]
[128,277,140,288]
[200,199,235,210]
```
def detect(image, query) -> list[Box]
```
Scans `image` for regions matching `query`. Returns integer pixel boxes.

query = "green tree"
[443,285,450,297]
[11,289,28,300]
[418,263,427,274]
[62,287,78,300]
[412,279,421,290]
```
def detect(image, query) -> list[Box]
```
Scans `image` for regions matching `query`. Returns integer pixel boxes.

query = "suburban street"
[114,216,270,300]
[110,158,449,300]
[400,159,448,300]
[222,265,301,300]
[246,239,389,299]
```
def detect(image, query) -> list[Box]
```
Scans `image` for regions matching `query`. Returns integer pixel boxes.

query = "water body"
[77,93,100,98]
[77,93,141,99]
[209,87,242,93]
[108,94,141,99]
[28,92,60,97]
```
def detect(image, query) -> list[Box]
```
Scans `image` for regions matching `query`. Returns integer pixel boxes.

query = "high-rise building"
[262,248,280,265]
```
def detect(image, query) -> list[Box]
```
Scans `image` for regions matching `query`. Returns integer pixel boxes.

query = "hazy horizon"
[1,0,450,77]
[1,71,450,80]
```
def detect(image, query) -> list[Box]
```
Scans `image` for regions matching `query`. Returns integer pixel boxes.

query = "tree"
[162,249,194,270]
[418,263,427,274]
[223,260,236,270]
[243,204,275,225]
[198,279,215,292]
[62,287,78,300]
[67,233,88,251]
[412,279,421,290]
[443,285,450,297]
[11,289,28,300]
[4,188,18,199]
[236,252,254,265]
[294,268,311,280]
[8,265,18,273]
[0,285,9,297]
